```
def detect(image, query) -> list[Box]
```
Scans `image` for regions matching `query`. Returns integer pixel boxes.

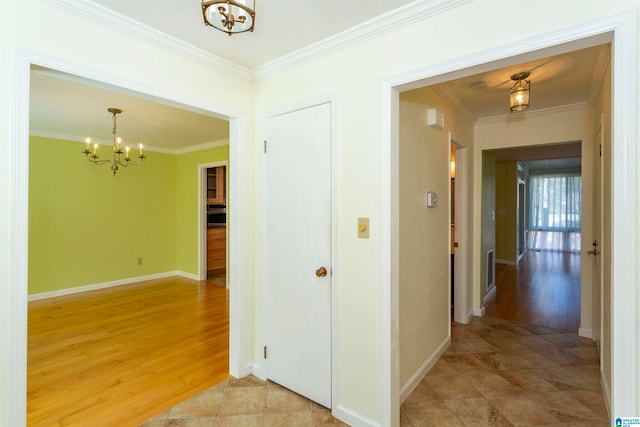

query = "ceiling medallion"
[202,0,255,36]
[509,72,531,112]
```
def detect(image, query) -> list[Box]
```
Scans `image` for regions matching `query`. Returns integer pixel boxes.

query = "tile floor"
[140,316,608,426]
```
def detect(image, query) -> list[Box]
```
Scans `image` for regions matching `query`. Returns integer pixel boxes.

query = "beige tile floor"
[140,316,608,426]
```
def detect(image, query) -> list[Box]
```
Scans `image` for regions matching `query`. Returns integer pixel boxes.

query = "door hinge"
[263,346,267,359]
[264,140,267,154]
[599,144,602,157]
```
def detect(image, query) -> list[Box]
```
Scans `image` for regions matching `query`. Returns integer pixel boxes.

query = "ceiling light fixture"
[509,72,531,112]
[82,108,145,176]
[202,0,255,36]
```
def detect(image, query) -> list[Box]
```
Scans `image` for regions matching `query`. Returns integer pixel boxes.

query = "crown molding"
[475,102,591,126]
[588,44,611,106]
[175,139,229,154]
[30,130,227,154]
[431,82,478,125]
[252,0,472,79]
[39,0,252,82]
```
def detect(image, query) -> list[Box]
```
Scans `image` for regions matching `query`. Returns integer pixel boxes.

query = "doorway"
[200,161,229,286]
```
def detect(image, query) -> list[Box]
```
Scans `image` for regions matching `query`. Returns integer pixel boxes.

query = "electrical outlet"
[137,257,143,265]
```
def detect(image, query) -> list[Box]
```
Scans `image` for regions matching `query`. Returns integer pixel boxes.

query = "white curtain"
[528,172,581,252]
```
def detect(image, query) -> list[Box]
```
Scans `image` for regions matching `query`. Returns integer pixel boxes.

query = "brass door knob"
[315,266,327,277]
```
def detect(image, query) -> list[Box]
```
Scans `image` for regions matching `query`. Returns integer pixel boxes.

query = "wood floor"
[484,250,581,333]
[27,276,229,426]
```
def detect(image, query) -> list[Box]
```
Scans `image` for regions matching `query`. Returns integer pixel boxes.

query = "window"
[527,172,581,252]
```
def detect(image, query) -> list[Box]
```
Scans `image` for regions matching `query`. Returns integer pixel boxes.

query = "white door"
[264,103,332,407]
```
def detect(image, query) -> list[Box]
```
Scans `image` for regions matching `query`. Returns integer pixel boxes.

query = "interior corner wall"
[176,145,230,275]
[398,88,457,389]
[28,136,178,294]
[495,161,518,263]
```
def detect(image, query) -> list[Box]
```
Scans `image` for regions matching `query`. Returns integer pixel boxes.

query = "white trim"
[253,0,472,79]
[399,336,449,403]
[39,0,252,81]
[482,285,497,306]
[333,405,380,427]
[578,328,593,339]
[473,307,486,317]
[198,160,229,281]
[8,48,249,423]
[28,271,183,301]
[176,139,229,155]
[380,10,639,422]
[475,102,590,126]
[30,130,229,155]
[452,143,470,325]
[601,368,612,420]
[495,259,517,266]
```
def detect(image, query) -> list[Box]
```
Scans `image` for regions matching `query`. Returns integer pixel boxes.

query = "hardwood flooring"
[27,276,229,426]
[484,250,581,333]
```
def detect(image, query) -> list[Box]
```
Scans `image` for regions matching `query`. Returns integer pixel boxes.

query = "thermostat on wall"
[426,191,438,207]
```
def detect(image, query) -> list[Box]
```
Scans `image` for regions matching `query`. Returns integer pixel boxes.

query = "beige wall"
[495,161,518,263]
[397,87,474,390]
[2,0,639,424]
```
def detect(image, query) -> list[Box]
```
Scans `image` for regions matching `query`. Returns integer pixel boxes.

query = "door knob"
[315,266,327,277]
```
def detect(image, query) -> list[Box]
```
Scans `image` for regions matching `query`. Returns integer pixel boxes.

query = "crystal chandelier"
[202,0,255,35]
[82,108,145,176]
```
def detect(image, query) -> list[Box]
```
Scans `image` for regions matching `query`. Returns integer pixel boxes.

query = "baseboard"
[466,309,475,322]
[495,258,517,266]
[28,271,179,301]
[482,285,496,306]
[578,328,593,339]
[248,363,266,381]
[473,306,486,317]
[176,270,200,281]
[600,368,611,420]
[400,336,450,403]
[333,404,379,427]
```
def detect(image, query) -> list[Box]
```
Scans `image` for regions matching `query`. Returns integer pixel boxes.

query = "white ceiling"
[29,1,611,153]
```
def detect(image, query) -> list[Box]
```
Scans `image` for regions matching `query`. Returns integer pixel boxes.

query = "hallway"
[484,251,581,333]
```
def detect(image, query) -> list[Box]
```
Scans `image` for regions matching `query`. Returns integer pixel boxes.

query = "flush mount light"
[509,72,531,112]
[202,0,255,36]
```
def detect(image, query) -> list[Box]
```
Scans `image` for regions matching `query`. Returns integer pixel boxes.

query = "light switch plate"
[358,217,370,239]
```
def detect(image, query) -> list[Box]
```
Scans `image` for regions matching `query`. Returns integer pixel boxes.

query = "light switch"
[358,217,370,239]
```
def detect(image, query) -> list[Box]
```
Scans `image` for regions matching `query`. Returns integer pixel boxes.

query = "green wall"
[176,145,229,274]
[28,136,228,295]
[495,161,517,263]
[480,151,496,300]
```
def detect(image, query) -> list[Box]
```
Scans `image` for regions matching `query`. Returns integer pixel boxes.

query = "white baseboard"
[466,309,475,322]
[578,328,593,339]
[473,306,486,317]
[28,271,179,301]
[482,285,496,306]
[248,363,266,381]
[495,258,517,265]
[600,367,611,420]
[176,270,200,281]
[400,336,450,403]
[333,404,380,427]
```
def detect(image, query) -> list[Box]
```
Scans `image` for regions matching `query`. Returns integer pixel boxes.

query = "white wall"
[0,1,253,425]
[3,0,639,425]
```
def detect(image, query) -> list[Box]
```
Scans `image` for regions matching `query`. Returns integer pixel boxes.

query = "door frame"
[259,94,339,412]
[199,160,229,283]
[7,49,249,424]
[450,140,470,324]
[381,11,637,426]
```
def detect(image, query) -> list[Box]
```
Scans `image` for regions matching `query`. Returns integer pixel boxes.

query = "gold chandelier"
[509,72,531,112]
[202,0,255,35]
[82,108,145,176]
